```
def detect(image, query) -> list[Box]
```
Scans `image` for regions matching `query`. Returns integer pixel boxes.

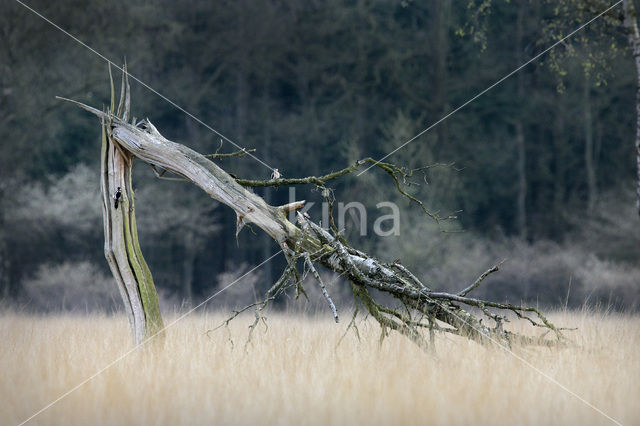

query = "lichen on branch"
[236,158,456,222]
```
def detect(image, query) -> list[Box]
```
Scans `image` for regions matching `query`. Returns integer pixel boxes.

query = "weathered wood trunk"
[101,122,164,342]
[97,73,164,343]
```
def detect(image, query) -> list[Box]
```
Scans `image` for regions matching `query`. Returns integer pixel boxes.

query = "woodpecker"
[114,187,122,209]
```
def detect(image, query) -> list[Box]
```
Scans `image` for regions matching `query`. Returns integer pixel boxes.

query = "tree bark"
[434,0,451,151]
[622,0,640,215]
[101,121,164,343]
[515,122,527,238]
[553,101,567,221]
[515,3,528,239]
[96,72,164,343]
[262,89,274,286]
[584,73,597,214]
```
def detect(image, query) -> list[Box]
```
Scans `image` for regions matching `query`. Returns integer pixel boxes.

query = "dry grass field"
[1,310,638,426]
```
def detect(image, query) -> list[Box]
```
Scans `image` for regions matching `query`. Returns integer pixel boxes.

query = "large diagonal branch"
[60,98,310,246]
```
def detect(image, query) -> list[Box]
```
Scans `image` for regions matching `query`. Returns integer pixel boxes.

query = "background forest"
[1,0,638,313]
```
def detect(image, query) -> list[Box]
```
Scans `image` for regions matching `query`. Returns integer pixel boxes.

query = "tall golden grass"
[1,310,638,425]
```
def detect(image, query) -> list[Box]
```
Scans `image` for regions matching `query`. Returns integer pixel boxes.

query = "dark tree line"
[1,0,638,310]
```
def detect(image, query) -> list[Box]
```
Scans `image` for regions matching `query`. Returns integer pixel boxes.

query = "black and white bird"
[114,187,122,209]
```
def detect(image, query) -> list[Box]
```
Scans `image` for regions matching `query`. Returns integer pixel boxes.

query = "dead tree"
[87,67,163,343]
[61,69,564,348]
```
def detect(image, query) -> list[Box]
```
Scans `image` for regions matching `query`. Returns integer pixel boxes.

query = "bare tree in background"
[547,0,640,214]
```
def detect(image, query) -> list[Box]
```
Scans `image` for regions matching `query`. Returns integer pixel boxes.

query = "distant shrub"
[23,261,119,312]
[375,197,640,311]
[571,189,640,263]
[11,164,102,238]
[576,257,640,310]
[212,263,265,309]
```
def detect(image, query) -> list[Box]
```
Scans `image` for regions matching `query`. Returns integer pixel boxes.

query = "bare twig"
[237,158,456,222]
[205,147,256,159]
[458,260,505,297]
[304,253,339,322]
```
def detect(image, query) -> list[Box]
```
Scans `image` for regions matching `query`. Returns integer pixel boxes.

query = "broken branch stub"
[63,69,565,349]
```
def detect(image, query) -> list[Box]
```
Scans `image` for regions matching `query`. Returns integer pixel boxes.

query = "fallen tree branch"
[61,68,566,350]
[204,144,257,159]
[458,260,505,297]
[304,253,339,323]
[236,159,456,222]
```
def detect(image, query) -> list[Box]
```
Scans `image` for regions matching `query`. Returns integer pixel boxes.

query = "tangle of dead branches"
[64,66,569,350]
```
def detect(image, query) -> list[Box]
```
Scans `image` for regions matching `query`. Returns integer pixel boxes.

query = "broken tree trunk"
[97,68,163,343]
[61,69,564,349]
